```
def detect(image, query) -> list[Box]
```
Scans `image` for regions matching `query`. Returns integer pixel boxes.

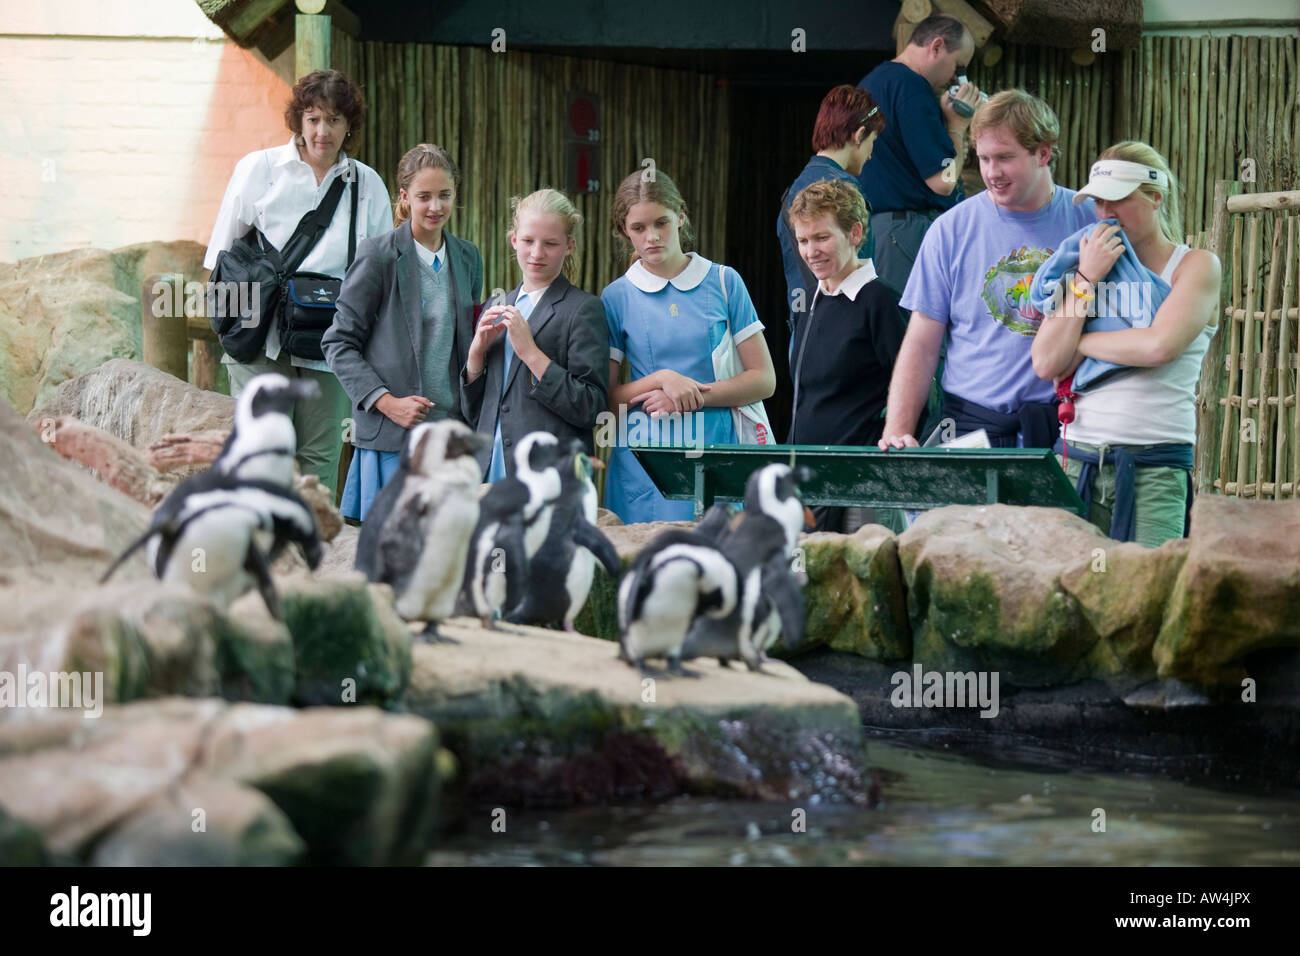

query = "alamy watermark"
[0,665,104,718]
[151,276,262,328]
[890,663,999,718]
[594,403,705,459]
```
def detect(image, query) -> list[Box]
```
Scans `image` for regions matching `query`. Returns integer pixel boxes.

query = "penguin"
[747,463,816,661]
[354,420,486,640]
[683,464,816,669]
[214,373,320,486]
[506,443,620,630]
[616,524,738,676]
[681,511,806,671]
[100,473,322,619]
[459,431,563,628]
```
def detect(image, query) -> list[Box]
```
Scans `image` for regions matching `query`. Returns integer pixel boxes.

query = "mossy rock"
[798,526,911,660]
[280,574,412,707]
[0,802,48,865]
[897,505,1104,688]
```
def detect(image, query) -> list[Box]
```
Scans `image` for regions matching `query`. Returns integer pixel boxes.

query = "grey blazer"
[459,274,609,477]
[323,222,483,453]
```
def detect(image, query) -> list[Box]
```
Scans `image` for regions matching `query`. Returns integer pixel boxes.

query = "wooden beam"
[229,0,289,41]
[1226,190,1300,213]
[323,0,360,39]
[296,13,331,78]
[900,0,932,22]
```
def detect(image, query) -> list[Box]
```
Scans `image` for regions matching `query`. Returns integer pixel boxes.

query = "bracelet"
[1075,270,1096,287]
[1067,277,1094,301]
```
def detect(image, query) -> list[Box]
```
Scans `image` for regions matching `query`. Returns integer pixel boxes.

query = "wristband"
[1068,277,1094,301]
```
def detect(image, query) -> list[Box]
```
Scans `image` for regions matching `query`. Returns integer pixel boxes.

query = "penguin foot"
[418,623,460,645]
[717,657,733,669]
[667,660,701,679]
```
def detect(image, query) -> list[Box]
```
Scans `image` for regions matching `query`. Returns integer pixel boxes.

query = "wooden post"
[295,0,331,79]
[192,339,222,392]
[1195,180,1238,493]
[141,274,188,382]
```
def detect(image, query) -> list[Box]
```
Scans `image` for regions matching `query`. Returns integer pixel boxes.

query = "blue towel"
[1029,218,1171,391]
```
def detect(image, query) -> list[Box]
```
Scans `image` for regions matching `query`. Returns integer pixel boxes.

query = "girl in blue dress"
[602,170,777,523]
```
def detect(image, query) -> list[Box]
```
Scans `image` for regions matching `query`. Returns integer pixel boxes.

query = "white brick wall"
[0,1,296,263]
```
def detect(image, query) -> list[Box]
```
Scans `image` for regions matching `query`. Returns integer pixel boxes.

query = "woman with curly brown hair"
[205,69,393,494]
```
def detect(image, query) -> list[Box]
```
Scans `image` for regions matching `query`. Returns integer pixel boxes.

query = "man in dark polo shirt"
[857,13,983,297]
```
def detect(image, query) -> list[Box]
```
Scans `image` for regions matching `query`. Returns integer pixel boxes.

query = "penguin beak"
[803,506,816,531]
[588,457,606,471]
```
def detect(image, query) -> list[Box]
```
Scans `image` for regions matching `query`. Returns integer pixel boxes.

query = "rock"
[28,358,233,452]
[0,580,295,707]
[403,618,869,806]
[0,393,151,588]
[1061,538,1190,687]
[798,526,911,660]
[1155,497,1300,683]
[195,703,441,866]
[38,414,179,506]
[315,523,359,575]
[0,697,443,865]
[602,520,695,563]
[895,505,1106,687]
[596,507,623,527]
[90,779,306,866]
[0,242,206,416]
[0,697,224,858]
[280,573,413,707]
[0,802,49,865]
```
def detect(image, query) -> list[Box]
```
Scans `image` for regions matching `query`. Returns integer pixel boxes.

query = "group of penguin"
[103,372,818,677]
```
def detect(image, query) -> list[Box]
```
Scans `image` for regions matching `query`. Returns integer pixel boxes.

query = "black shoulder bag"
[279,161,359,361]
[207,161,356,363]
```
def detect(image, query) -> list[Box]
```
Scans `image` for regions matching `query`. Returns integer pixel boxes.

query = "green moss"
[282,587,412,707]
[211,617,295,705]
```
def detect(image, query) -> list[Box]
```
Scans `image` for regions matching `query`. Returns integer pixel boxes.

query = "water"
[426,739,1300,866]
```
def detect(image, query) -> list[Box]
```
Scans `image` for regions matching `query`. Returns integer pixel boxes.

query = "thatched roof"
[980,0,1143,50]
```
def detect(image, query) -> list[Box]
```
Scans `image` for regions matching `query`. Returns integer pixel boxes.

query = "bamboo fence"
[332,28,731,298]
[1196,186,1300,499]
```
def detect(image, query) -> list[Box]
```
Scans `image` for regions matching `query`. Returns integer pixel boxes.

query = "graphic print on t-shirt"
[981,245,1055,337]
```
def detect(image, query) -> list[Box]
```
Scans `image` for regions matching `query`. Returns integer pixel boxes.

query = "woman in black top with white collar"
[787,179,907,530]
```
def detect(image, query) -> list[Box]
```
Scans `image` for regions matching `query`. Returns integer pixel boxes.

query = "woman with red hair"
[776,84,885,355]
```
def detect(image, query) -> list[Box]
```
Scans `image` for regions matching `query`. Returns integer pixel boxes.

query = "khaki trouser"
[1058,441,1189,548]
[226,355,352,495]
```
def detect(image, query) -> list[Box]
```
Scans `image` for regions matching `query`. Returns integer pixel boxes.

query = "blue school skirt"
[339,447,402,521]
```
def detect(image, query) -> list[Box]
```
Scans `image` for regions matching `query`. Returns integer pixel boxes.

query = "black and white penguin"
[355,420,486,639]
[214,373,320,486]
[741,463,816,661]
[681,511,806,671]
[460,431,563,628]
[507,444,620,630]
[616,524,738,676]
[100,473,322,618]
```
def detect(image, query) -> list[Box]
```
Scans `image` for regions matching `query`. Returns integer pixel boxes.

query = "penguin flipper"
[100,528,157,583]
[573,519,620,579]
[245,542,281,620]
[497,516,528,617]
[762,557,806,652]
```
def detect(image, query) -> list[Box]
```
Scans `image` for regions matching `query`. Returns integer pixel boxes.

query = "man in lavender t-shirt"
[879,89,1097,449]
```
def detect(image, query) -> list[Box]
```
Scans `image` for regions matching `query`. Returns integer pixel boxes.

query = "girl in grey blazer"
[461,188,609,480]
[323,144,483,520]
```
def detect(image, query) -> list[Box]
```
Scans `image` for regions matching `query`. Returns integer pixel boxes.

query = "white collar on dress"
[816,260,878,302]
[625,251,713,292]
[275,137,350,173]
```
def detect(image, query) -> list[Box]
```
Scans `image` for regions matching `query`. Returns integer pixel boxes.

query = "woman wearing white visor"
[1031,142,1221,547]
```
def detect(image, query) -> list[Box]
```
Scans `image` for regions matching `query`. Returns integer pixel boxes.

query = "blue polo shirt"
[857,61,963,214]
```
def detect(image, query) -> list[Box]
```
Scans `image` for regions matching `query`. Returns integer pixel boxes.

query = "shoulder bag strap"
[347,160,358,266]
[278,171,349,274]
